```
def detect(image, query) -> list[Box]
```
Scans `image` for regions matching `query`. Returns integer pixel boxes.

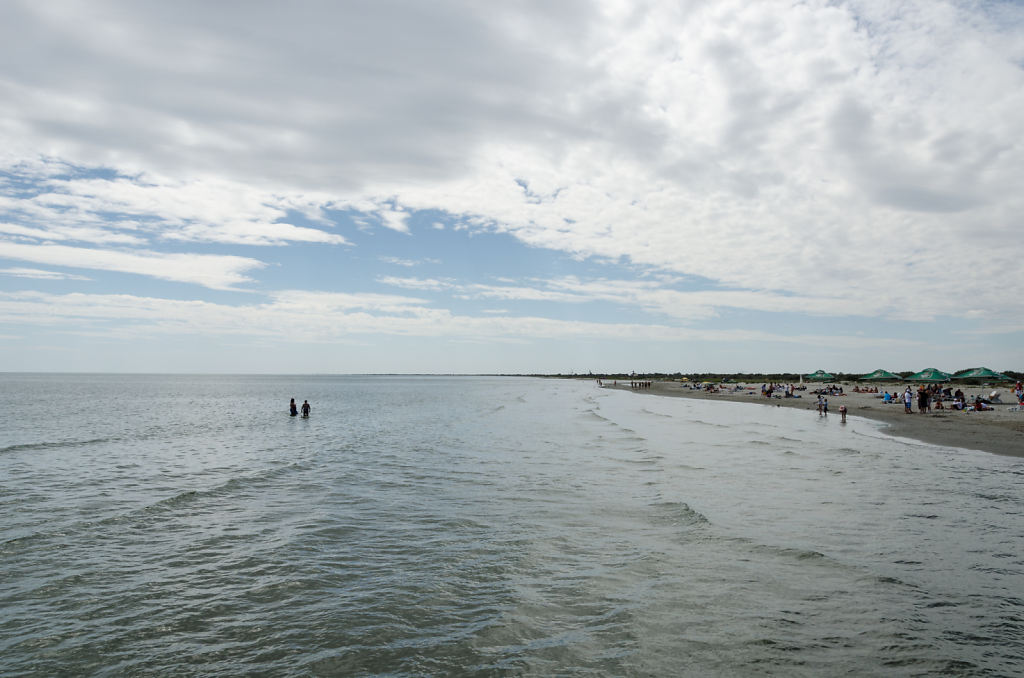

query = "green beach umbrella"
[860,369,902,381]
[804,370,834,381]
[951,367,1011,381]
[905,367,952,382]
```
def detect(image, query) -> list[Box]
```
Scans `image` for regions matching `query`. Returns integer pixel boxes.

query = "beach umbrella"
[905,367,951,382]
[804,370,834,381]
[860,369,902,381]
[951,367,1011,381]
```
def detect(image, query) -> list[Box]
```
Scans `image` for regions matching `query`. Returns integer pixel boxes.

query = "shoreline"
[604,381,1024,458]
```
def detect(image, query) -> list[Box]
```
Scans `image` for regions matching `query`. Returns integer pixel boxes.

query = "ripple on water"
[1,375,1023,675]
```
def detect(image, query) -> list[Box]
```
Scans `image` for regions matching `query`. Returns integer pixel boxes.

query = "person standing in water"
[301,400,311,417]
[289,398,298,417]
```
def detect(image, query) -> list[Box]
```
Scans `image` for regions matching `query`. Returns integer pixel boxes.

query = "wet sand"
[606,381,1024,458]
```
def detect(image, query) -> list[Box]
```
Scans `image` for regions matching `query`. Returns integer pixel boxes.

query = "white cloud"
[265,290,434,316]
[0,242,264,289]
[378,256,417,267]
[379,209,410,234]
[0,289,922,351]
[0,161,350,247]
[365,1,1024,323]
[376,276,454,292]
[377,274,877,321]
[1,0,1023,334]
[0,266,90,280]
[0,218,147,245]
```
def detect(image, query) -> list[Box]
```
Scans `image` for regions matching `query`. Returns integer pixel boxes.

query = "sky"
[1,0,1023,374]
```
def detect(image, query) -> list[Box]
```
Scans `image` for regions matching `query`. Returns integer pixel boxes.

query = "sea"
[1,374,1022,677]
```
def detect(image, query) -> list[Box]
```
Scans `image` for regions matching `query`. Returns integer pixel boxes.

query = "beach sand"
[606,381,1024,458]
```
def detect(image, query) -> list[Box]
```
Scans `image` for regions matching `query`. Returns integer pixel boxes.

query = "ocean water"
[1,374,1022,677]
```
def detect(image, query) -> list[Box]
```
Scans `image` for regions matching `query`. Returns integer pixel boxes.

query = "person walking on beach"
[839,404,847,422]
[823,398,828,415]
[903,388,913,414]
[817,394,824,415]
[301,400,311,417]
[289,398,298,417]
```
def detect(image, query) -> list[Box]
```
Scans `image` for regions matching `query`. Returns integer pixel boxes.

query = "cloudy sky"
[1,0,1022,374]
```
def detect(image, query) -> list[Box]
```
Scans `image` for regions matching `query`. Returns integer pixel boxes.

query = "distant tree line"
[518,369,1023,382]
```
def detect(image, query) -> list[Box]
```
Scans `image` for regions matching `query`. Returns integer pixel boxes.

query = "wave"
[138,461,317,519]
[649,500,710,527]
[973,491,1020,504]
[718,534,838,567]
[690,419,731,429]
[2,460,313,550]
[640,408,675,419]
[0,437,119,454]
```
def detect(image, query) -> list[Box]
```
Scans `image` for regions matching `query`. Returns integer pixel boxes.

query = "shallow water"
[1,375,1022,676]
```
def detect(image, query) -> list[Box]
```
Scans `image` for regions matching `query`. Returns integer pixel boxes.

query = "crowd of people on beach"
[877,382,1024,412]
[600,378,1024,421]
[760,383,808,398]
[878,385,960,412]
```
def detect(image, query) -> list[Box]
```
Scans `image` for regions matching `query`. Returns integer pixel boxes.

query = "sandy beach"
[606,381,1024,458]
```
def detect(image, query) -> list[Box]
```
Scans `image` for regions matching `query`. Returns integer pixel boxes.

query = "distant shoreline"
[602,381,1024,458]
